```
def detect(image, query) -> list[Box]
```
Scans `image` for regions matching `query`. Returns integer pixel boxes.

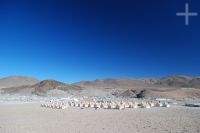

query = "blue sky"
[0,0,200,83]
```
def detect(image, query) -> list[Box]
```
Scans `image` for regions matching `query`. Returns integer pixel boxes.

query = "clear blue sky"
[0,0,200,83]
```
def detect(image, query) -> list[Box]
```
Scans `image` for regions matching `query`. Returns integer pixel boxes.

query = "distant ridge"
[1,75,200,99]
[74,78,149,88]
[155,75,199,87]
[74,75,200,88]
[1,75,200,88]
[0,76,39,88]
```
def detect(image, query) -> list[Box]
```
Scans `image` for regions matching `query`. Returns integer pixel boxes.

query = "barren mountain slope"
[1,80,82,96]
[0,76,39,88]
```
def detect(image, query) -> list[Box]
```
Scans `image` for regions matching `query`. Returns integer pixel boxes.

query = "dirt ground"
[0,103,200,133]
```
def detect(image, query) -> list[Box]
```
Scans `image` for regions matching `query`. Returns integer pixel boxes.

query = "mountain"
[74,78,152,88]
[73,76,200,99]
[140,78,160,84]
[75,76,200,88]
[1,75,200,99]
[33,80,82,95]
[155,75,193,87]
[1,79,82,96]
[189,78,200,88]
[0,76,39,88]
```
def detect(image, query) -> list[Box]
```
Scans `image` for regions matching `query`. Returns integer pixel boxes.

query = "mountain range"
[0,75,200,99]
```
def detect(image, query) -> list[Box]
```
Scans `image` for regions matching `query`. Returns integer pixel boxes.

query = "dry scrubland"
[0,103,200,133]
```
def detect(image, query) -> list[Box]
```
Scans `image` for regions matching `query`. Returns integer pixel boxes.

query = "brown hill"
[140,78,160,84]
[189,78,200,88]
[75,76,200,88]
[155,75,193,87]
[1,80,82,96]
[74,76,200,99]
[0,76,39,88]
[0,85,35,95]
[33,80,82,95]
[74,78,152,88]
[1,75,200,99]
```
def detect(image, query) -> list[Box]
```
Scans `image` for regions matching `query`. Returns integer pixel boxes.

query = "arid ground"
[0,103,200,133]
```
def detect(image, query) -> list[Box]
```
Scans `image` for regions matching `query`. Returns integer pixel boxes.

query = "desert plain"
[0,76,200,133]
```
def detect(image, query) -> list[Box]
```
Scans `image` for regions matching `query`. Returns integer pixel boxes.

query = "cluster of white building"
[41,100,170,110]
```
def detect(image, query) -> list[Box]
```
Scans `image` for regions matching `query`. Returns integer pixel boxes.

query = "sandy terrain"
[0,103,200,133]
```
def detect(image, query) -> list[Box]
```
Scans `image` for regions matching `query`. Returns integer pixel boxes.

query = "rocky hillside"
[33,80,82,95]
[74,78,151,88]
[73,76,200,99]
[1,79,82,96]
[75,76,200,88]
[1,75,200,99]
[155,76,196,87]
